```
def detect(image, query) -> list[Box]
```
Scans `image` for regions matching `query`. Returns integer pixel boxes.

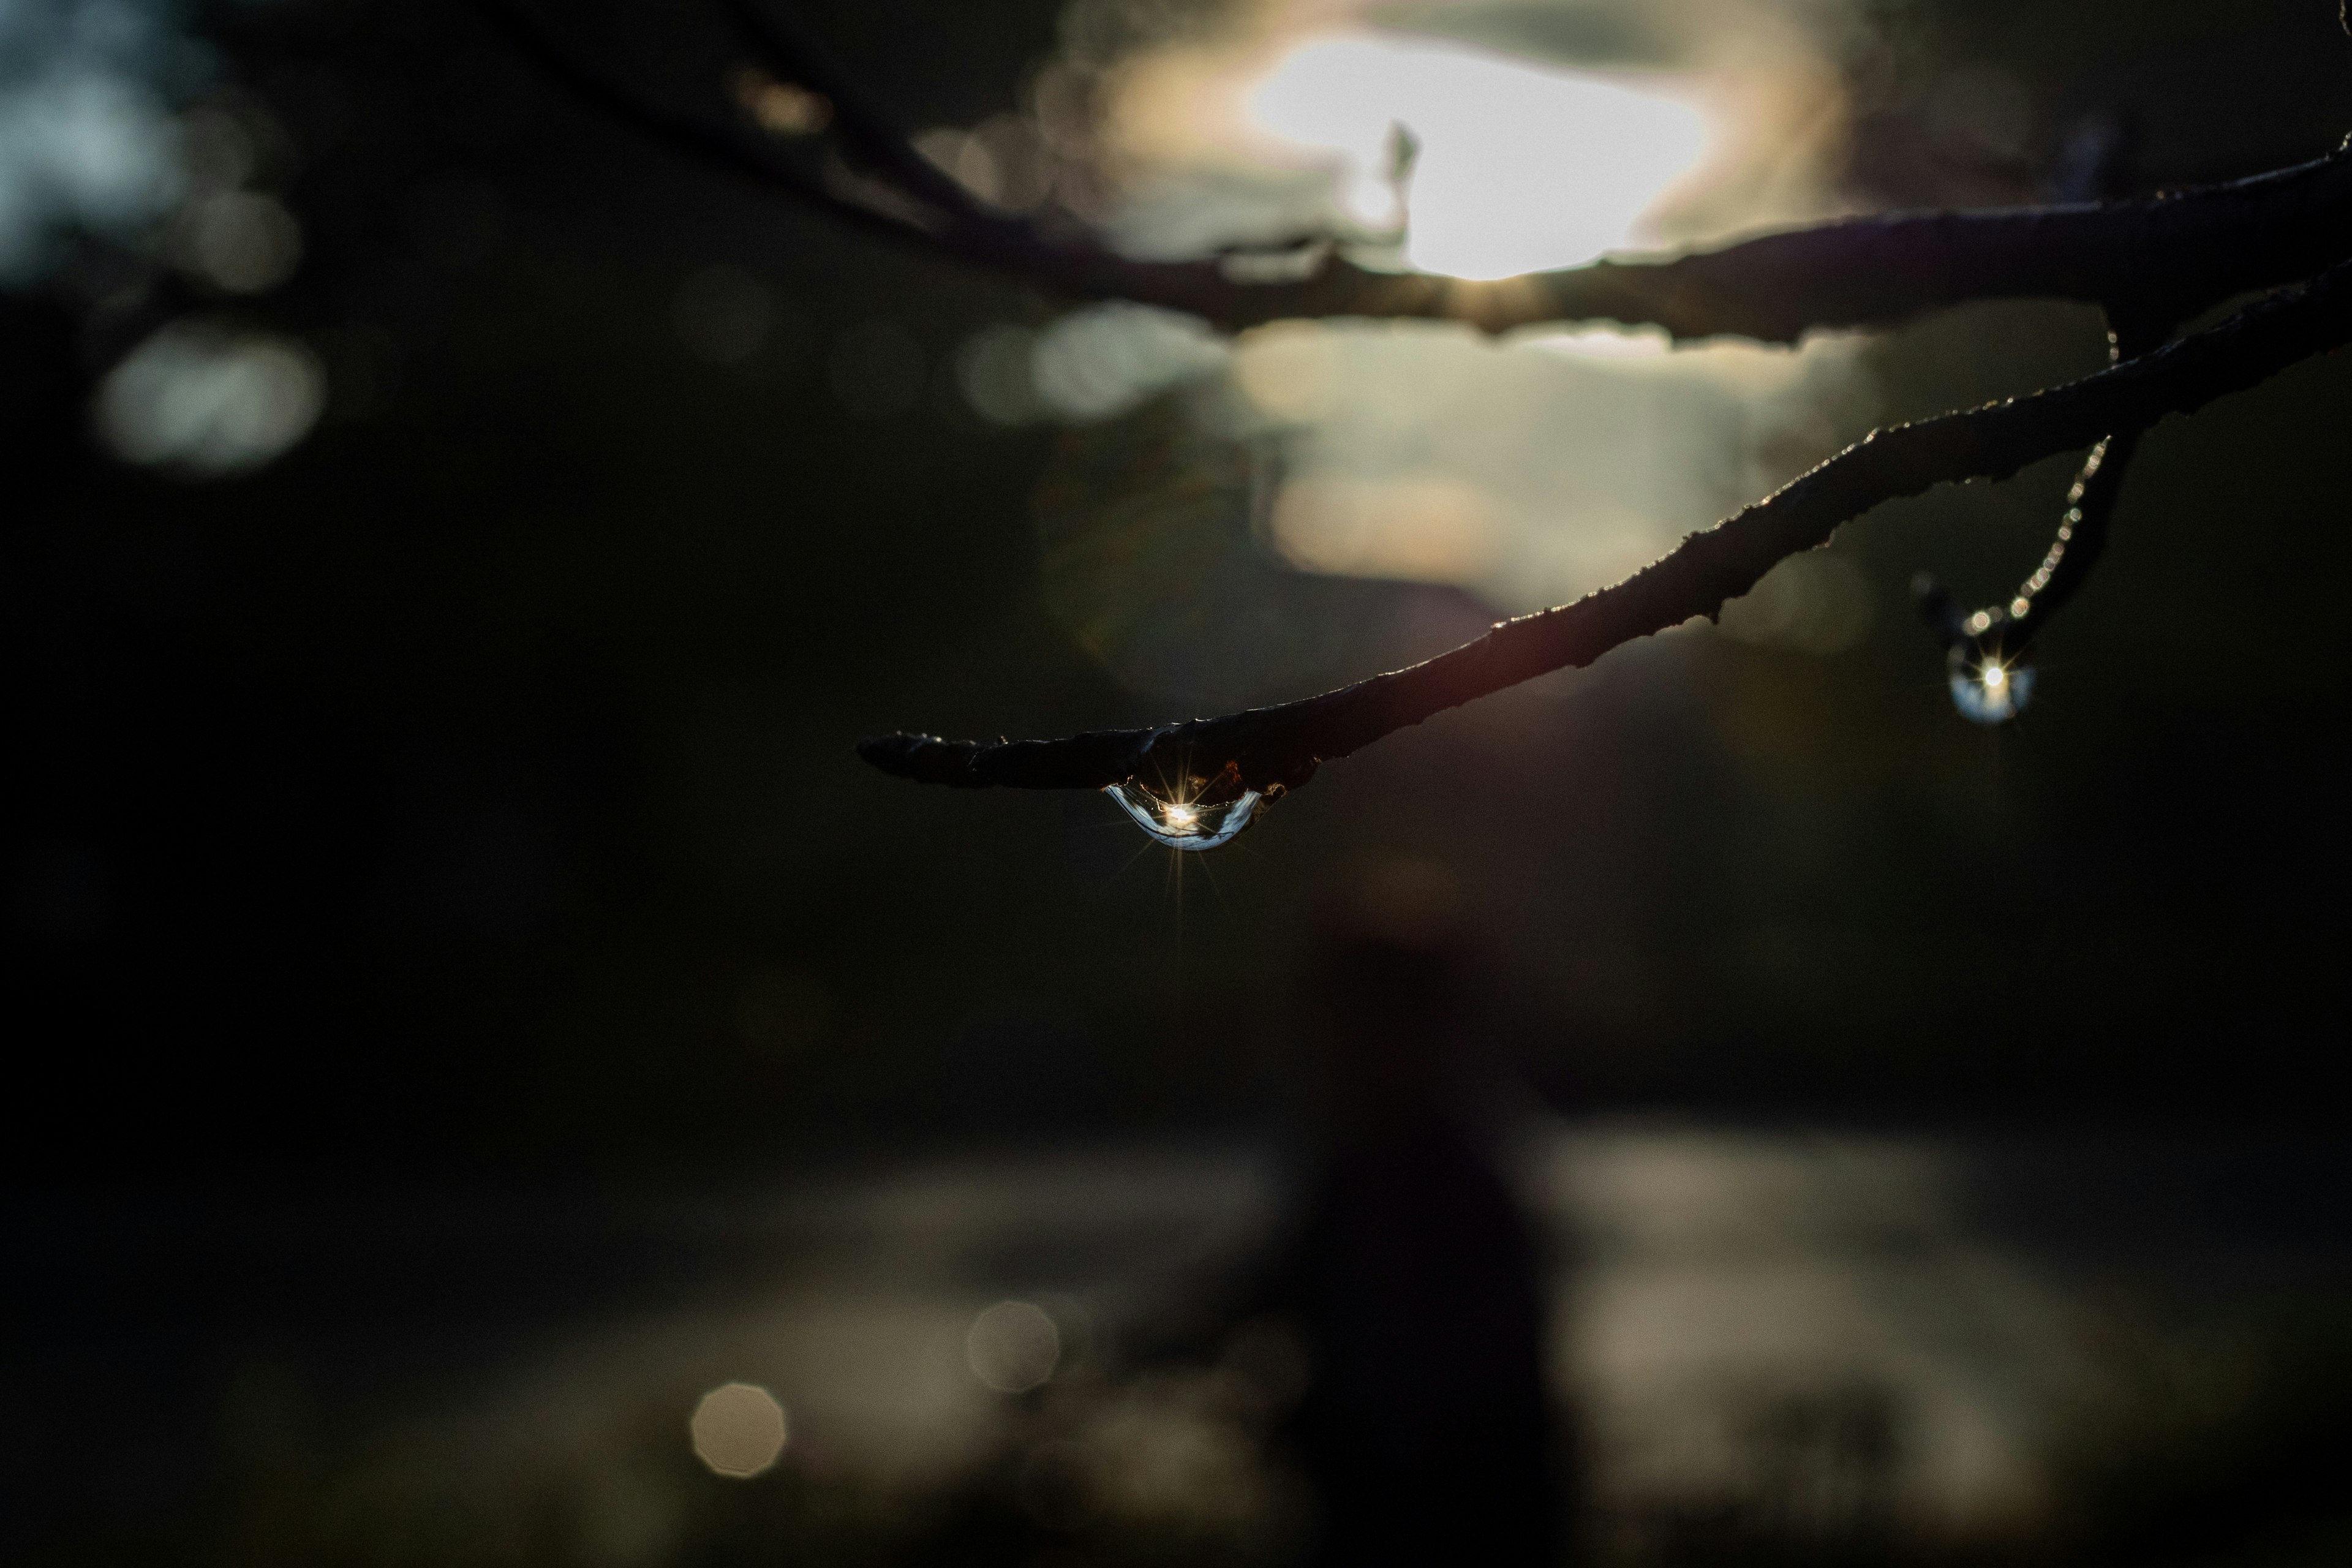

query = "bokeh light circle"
[688,1382,787,1477]
[966,1300,1060,1393]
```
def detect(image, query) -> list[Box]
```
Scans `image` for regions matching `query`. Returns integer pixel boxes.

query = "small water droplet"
[1948,648,2034,724]
[1104,778,1264,851]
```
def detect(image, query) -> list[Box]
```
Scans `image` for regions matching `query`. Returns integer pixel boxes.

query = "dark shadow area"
[5,0,2351,1564]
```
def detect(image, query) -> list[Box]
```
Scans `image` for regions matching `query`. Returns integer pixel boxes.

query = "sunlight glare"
[1247,35,1710,279]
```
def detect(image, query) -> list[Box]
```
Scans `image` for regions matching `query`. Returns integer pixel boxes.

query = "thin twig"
[472,0,933,251]
[2006,426,2141,652]
[1918,426,2144,664]
[863,259,2352,793]
[717,0,995,225]
[1923,317,2164,661]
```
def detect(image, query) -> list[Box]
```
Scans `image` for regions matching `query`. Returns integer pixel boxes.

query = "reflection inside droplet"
[1104,778,1264,851]
[1948,650,2034,725]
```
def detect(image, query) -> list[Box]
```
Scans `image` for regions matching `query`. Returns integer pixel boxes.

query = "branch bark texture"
[862,258,2352,793]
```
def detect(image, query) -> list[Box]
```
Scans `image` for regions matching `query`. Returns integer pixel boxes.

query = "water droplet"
[1948,648,2035,724]
[1104,778,1265,851]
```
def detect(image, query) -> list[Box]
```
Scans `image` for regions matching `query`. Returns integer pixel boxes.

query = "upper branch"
[484,1,2352,344]
[1022,137,2352,343]
[862,256,2352,793]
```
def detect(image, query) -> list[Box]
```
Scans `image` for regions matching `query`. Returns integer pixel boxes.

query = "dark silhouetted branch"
[473,0,938,251]
[862,257,2352,793]
[717,0,995,225]
[480,1,2352,801]
[484,1,2352,345]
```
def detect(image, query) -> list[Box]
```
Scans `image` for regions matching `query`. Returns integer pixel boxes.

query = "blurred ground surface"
[9,1121,2348,1566]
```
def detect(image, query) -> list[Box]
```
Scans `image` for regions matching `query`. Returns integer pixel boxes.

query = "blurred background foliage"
[3,0,2350,1564]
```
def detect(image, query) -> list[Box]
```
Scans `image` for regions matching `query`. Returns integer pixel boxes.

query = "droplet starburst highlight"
[1104,775,1265,851]
[1948,646,2035,724]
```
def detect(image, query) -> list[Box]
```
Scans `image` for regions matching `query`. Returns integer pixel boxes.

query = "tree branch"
[862,257,2352,793]
[478,2,2352,802]
[483,1,2352,345]
[717,0,999,227]
[1058,138,2352,342]
[472,0,941,251]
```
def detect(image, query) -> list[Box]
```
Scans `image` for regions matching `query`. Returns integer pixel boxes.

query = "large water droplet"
[1104,779,1265,851]
[1948,647,2035,725]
